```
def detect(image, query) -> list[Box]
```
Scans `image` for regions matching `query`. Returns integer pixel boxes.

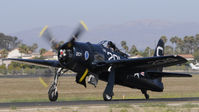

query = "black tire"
[48,86,58,102]
[103,93,112,101]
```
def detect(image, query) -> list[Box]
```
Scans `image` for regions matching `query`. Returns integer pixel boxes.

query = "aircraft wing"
[95,55,187,71]
[147,71,192,78]
[3,58,62,68]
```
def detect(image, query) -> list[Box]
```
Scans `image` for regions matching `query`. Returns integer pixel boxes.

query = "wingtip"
[2,58,11,61]
[177,55,188,63]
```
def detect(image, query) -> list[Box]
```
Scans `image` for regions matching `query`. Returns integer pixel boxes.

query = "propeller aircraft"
[5,21,192,101]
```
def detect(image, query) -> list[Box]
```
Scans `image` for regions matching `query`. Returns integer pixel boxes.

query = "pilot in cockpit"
[107,41,116,51]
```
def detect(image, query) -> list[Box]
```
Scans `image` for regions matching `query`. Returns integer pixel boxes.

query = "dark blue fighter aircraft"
[5,21,192,101]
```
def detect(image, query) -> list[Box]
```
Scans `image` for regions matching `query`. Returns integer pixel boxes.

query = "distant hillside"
[9,20,199,50]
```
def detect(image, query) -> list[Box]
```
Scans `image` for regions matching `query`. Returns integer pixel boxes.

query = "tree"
[30,43,38,53]
[160,36,168,44]
[170,36,179,44]
[129,45,138,56]
[18,44,30,54]
[0,33,21,50]
[165,45,173,55]
[120,41,129,53]
[0,49,8,58]
[183,36,194,54]
[18,43,39,54]
[194,34,199,51]
[39,48,47,56]
[175,38,184,54]
[10,36,21,50]
[170,36,180,54]
[142,47,152,57]
[193,50,199,62]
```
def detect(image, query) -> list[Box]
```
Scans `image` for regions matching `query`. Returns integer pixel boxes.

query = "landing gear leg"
[103,66,115,101]
[48,68,64,102]
[141,89,149,100]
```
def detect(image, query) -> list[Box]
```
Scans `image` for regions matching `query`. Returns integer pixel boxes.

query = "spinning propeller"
[38,21,88,87]
[39,21,88,51]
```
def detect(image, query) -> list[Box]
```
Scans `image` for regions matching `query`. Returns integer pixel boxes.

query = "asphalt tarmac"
[1,97,199,108]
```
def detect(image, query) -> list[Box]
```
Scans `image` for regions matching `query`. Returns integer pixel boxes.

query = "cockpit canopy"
[98,40,129,58]
[98,40,110,48]
[98,40,116,50]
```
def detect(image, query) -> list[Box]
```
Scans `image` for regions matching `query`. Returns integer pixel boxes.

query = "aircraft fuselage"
[58,42,163,92]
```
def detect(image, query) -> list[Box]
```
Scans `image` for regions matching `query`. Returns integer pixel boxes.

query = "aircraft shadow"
[112,97,199,102]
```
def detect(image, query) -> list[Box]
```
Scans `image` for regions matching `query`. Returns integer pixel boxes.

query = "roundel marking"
[84,51,89,60]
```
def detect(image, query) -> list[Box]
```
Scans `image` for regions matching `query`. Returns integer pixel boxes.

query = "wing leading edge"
[3,58,62,68]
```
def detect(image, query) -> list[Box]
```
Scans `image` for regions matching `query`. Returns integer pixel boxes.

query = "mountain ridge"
[9,20,199,50]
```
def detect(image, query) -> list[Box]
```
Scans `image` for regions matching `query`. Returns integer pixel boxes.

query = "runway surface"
[1,97,199,108]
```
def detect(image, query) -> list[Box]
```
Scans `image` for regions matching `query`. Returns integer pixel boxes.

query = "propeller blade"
[38,75,53,88]
[39,25,59,50]
[67,21,88,48]
[38,69,55,88]
[40,21,88,50]
[39,77,48,88]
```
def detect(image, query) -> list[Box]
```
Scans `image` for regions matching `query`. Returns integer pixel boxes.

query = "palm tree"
[160,36,168,44]
[120,41,129,53]
[142,47,151,57]
[129,45,138,56]
[165,45,173,55]
[18,44,29,54]
[195,34,199,51]
[170,36,180,54]
[176,38,184,54]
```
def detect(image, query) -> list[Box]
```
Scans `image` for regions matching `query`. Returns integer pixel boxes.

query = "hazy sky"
[1,0,199,34]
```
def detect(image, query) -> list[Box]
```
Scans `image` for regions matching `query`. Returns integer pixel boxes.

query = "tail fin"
[151,39,165,89]
[153,39,164,72]
[154,39,164,57]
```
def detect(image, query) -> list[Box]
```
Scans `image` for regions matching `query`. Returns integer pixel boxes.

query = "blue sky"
[1,0,199,34]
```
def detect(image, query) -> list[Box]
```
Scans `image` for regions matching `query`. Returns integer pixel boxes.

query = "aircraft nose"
[59,49,65,57]
[58,48,74,66]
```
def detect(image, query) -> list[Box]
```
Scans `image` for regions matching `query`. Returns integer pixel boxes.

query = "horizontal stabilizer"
[147,71,192,78]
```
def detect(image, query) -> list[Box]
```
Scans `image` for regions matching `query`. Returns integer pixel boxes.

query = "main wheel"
[48,85,58,102]
[103,93,112,101]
